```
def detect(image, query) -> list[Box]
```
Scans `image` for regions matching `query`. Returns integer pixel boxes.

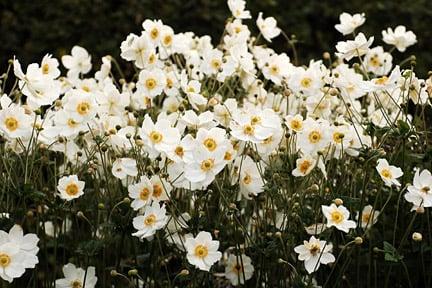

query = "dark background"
[1,0,431,76]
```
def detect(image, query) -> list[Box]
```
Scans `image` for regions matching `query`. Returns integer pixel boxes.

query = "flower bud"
[412,232,422,242]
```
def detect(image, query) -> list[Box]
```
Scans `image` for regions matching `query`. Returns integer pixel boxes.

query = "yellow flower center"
[65,183,79,196]
[163,35,172,46]
[175,146,184,157]
[144,214,157,226]
[232,264,242,274]
[224,152,232,161]
[149,131,163,144]
[333,132,344,144]
[211,59,221,70]
[369,54,381,67]
[0,253,11,267]
[299,160,312,175]
[308,131,322,144]
[153,184,163,198]
[76,102,90,116]
[140,188,151,200]
[150,28,159,39]
[145,78,157,90]
[375,76,388,85]
[301,77,312,88]
[71,280,83,288]
[270,65,279,75]
[67,119,78,128]
[82,86,91,92]
[250,116,261,125]
[4,117,18,132]
[330,210,344,224]
[290,119,302,131]
[309,243,321,256]
[194,245,208,258]
[243,124,255,136]
[362,213,371,224]
[203,138,217,151]
[166,78,173,88]
[42,63,50,74]
[380,169,392,179]
[421,186,430,194]
[243,174,252,185]
[200,159,214,171]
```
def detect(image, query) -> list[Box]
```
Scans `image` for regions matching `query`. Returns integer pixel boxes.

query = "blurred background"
[1,0,431,76]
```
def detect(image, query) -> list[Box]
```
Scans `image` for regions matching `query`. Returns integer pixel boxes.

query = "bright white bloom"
[296,118,330,155]
[0,225,39,283]
[227,0,251,19]
[112,158,138,179]
[405,169,432,208]
[0,105,33,139]
[185,231,222,271]
[63,89,97,122]
[382,26,417,52]
[233,156,265,199]
[376,158,403,187]
[142,19,164,44]
[55,263,97,288]
[137,68,167,98]
[285,114,304,133]
[335,12,365,35]
[256,12,281,42]
[61,46,92,78]
[0,242,26,283]
[356,205,379,229]
[128,176,154,210]
[57,175,85,201]
[140,115,180,157]
[365,46,393,76]
[322,204,356,233]
[294,236,335,274]
[132,202,168,239]
[292,154,317,177]
[224,254,254,286]
[120,33,155,69]
[336,33,374,61]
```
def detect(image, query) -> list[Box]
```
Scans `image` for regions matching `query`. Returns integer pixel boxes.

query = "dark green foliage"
[1,0,431,75]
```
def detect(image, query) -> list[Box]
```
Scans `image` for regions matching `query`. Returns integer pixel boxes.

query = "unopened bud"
[334,198,343,206]
[412,232,422,242]
[354,237,363,245]
[128,269,138,276]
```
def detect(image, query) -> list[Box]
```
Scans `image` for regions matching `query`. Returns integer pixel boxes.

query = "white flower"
[132,202,168,240]
[55,263,97,288]
[0,105,33,139]
[0,225,39,283]
[296,118,330,155]
[140,115,180,157]
[405,169,432,208]
[356,205,379,229]
[224,254,254,286]
[294,236,335,274]
[321,204,356,233]
[376,158,403,187]
[120,33,155,69]
[256,12,281,42]
[57,175,85,201]
[292,154,317,177]
[285,114,304,133]
[61,46,92,78]
[63,89,97,122]
[185,231,222,271]
[137,68,167,98]
[112,158,138,179]
[228,0,251,19]
[335,12,365,35]
[365,46,393,76]
[382,26,417,52]
[0,242,26,283]
[128,176,154,210]
[233,156,265,199]
[336,33,374,61]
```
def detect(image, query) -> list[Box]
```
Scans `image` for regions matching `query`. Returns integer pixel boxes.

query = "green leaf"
[383,241,404,262]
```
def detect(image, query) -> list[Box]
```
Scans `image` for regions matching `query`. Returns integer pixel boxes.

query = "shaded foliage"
[1,0,431,75]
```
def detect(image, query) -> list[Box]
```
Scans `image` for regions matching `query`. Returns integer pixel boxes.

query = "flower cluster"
[0,0,431,286]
